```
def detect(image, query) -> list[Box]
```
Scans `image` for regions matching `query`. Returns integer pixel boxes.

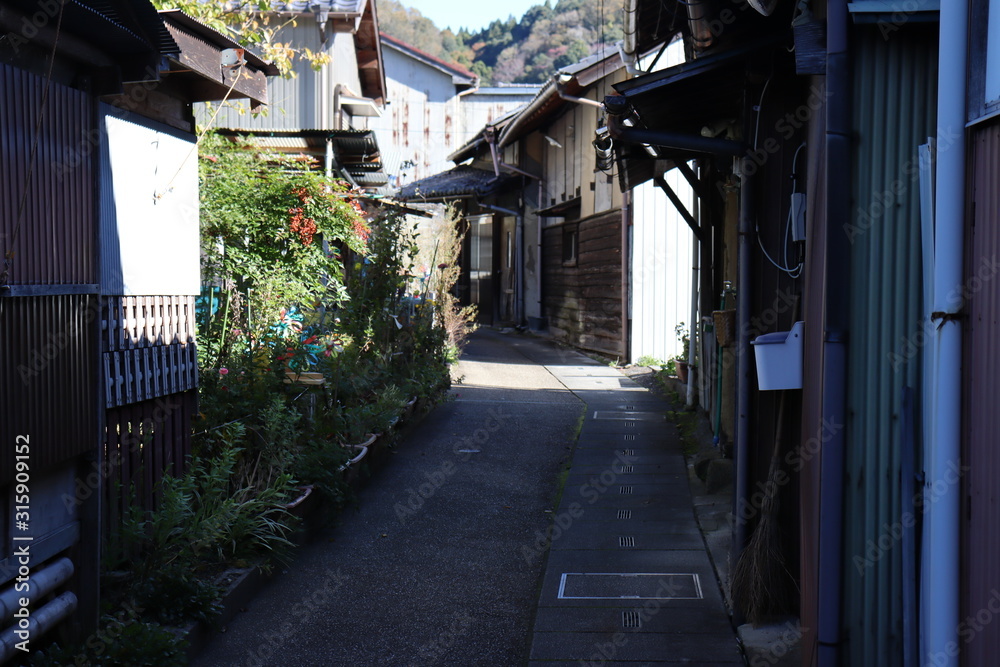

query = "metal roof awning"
[216,129,387,188]
[339,94,382,118]
[607,34,787,190]
[160,10,276,109]
[536,196,582,218]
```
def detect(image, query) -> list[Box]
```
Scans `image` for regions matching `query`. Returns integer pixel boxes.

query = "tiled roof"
[397,166,511,201]
[226,0,365,13]
[260,0,365,12]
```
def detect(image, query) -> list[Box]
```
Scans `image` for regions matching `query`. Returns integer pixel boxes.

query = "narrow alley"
[193,329,741,666]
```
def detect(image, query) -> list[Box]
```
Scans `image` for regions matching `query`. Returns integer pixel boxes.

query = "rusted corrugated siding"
[962,119,1000,667]
[0,296,97,483]
[0,63,94,285]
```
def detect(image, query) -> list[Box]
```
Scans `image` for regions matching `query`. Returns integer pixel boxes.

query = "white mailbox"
[751,321,804,391]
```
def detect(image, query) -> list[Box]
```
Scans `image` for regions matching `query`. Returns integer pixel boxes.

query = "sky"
[402,0,542,33]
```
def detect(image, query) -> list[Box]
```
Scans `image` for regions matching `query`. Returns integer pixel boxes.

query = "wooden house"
[0,1,273,651]
[208,0,389,190]
[608,1,999,666]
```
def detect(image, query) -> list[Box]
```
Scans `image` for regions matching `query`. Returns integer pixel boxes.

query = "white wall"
[629,38,693,363]
[368,45,462,185]
[630,172,693,363]
[206,29,363,131]
[369,49,538,189]
[100,108,200,296]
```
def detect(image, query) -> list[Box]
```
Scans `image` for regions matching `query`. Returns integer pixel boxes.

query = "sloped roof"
[380,33,476,87]
[498,48,624,148]
[242,0,367,13]
[397,165,512,201]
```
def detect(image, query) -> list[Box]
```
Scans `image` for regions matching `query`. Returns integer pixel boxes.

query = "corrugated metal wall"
[962,118,1000,667]
[0,62,94,285]
[842,25,937,665]
[0,296,97,483]
[630,174,693,364]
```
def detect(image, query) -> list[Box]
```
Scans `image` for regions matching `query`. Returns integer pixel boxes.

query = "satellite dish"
[746,0,779,16]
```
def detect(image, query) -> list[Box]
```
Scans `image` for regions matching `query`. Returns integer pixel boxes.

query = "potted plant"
[673,323,691,384]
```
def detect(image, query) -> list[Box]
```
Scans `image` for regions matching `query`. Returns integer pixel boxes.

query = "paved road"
[193,329,585,666]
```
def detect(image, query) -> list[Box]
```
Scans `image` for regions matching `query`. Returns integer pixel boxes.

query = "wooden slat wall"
[543,212,623,356]
[103,390,196,557]
[101,296,198,408]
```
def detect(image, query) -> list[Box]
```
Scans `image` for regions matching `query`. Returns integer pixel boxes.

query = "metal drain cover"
[622,610,642,628]
[617,509,631,519]
[619,536,635,547]
[558,573,703,600]
[593,411,665,421]
[620,486,633,494]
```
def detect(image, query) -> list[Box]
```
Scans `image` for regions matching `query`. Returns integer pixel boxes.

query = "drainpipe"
[622,190,631,358]
[733,156,753,624]
[0,558,74,620]
[687,221,699,408]
[333,84,343,130]
[537,178,545,324]
[0,592,77,662]
[818,0,851,664]
[924,1,967,664]
[620,0,644,75]
[556,83,606,109]
[686,0,714,52]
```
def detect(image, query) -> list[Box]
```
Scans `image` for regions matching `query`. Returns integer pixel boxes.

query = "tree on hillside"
[379,0,624,85]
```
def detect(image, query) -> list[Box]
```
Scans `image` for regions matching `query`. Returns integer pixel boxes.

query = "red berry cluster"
[288,207,318,246]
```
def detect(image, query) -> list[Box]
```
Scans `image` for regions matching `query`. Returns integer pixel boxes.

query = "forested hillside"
[379,0,623,84]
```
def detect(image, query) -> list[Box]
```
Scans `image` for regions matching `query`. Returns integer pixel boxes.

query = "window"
[988,0,1000,105]
[562,226,578,266]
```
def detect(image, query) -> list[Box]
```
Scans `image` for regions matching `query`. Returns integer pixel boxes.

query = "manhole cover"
[558,573,703,600]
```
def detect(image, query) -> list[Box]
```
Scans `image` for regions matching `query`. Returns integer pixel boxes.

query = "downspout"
[556,83,606,110]
[687,218,699,407]
[620,0,644,76]
[0,592,77,662]
[622,190,631,359]
[818,0,850,664]
[333,83,343,130]
[924,1,967,664]
[733,155,753,624]
[538,179,544,325]
[686,0,714,52]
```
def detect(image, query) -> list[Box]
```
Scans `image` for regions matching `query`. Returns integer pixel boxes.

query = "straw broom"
[730,388,798,625]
